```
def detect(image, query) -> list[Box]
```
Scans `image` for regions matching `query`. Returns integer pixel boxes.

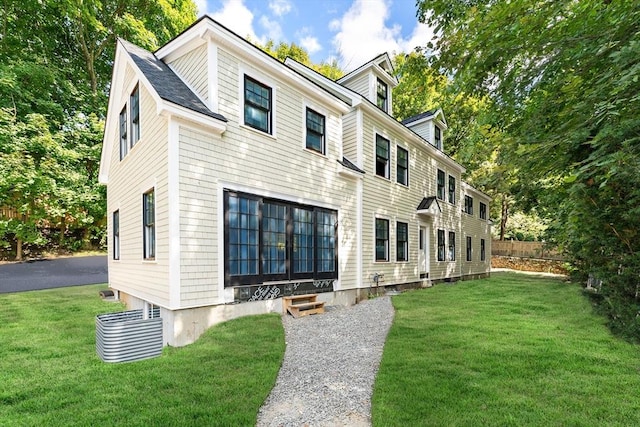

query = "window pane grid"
[396,222,408,262]
[244,76,271,133]
[376,219,389,261]
[262,203,287,275]
[448,231,455,261]
[397,147,408,185]
[306,108,325,154]
[437,229,445,261]
[143,190,155,260]
[130,86,140,146]
[228,195,259,275]
[316,211,336,272]
[293,208,314,273]
[448,176,456,204]
[437,169,445,200]
[376,135,390,178]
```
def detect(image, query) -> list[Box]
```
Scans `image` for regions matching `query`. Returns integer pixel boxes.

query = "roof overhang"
[416,196,442,217]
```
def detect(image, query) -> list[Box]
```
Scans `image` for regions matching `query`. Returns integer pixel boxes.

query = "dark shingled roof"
[401,109,437,126]
[417,196,441,211]
[337,157,365,174]
[120,39,227,122]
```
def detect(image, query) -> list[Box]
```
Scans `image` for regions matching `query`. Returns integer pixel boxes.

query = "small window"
[437,229,445,261]
[480,202,487,220]
[396,222,408,262]
[466,236,472,261]
[481,239,486,261]
[464,195,474,215]
[376,78,388,112]
[434,125,442,150]
[305,108,325,154]
[375,218,389,261]
[437,169,445,200]
[448,231,456,261]
[397,146,408,186]
[244,75,271,133]
[130,85,140,147]
[113,210,120,260]
[119,106,127,160]
[448,176,456,204]
[143,189,155,260]
[375,134,390,179]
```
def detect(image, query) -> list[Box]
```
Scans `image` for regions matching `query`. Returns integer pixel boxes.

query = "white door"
[419,225,429,278]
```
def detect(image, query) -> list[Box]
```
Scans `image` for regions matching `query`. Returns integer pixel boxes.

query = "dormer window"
[434,125,442,150]
[376,78,388,112]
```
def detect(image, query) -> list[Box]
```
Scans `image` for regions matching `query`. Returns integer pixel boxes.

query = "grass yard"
[0,285,285,427]
[372,272,640,426]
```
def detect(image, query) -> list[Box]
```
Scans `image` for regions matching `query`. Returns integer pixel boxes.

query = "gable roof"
[401,109,437,125]
[120,39,226,122]
[417,196,441,211]
[337,52,398,87]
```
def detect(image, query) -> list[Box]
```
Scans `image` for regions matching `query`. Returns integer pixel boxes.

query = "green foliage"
[372,273,640,425]
[258,39,344,79]
[0,1,197,259]
[0,285,285,426]
[418,0,640,337]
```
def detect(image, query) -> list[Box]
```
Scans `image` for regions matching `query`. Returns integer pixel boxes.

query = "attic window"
[434,125,442,150]
[130,85,140,147]
[376,78,388,112]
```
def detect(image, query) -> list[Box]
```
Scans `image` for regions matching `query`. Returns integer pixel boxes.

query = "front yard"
[2,273,639,426]
[372,272,640,425]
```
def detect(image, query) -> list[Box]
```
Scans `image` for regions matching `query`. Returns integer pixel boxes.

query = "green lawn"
[0,285,285,427]
[372,272,640,426]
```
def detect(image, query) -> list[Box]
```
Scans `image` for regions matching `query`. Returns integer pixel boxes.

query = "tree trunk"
[16,238,22,261]
[499,194,509,241]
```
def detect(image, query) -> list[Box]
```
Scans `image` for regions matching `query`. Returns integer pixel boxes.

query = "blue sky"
[198,0,434,71]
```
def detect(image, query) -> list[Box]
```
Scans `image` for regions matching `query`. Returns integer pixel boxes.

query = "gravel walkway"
[257,296,395,427]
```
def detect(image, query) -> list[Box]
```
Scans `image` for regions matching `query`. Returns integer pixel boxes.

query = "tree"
[418,0,640,339]
[258,40,344,79]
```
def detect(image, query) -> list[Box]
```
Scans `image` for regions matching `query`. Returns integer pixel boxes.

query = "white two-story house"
[99,16,491,346]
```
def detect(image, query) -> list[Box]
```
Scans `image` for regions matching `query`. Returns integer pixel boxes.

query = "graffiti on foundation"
[313,279,334,289]
[248,285,281,302]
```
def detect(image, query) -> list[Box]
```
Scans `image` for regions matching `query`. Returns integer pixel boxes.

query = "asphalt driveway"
[0,256,108,294]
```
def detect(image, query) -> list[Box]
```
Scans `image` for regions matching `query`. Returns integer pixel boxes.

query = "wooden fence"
[492,240,563,260]
[0,206,19,219]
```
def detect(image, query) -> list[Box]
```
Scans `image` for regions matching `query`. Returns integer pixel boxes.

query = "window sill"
[240,123,277,140]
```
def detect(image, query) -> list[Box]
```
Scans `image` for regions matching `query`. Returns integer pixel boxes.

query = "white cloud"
[260,15,284,42]
[194,0,208,16]
[269,0,292,17]
[300,36,321,55]
[210,0,263,44]
[330,0,435,71]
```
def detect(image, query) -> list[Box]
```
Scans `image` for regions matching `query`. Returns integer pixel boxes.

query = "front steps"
[283,294,325,318]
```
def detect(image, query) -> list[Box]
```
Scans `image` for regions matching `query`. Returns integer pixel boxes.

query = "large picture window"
[224,191,337,286]
[143,190,155,260]
[244,75,272,133]
[375,134,390,179]
[397,146,408,186]
[396,222,408,262]
[375,218,389,261]
[437,229,445,261]
[305,108,325,154]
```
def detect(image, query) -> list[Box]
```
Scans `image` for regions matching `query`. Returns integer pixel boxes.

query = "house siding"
[107,82,171,307]
[168,43,209,104]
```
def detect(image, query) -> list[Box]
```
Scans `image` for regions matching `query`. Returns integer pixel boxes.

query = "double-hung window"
[113,210,120,260]
[466,236,472,261]
[437,169,445,200]
[464,195,474,215]
[130,85,140,147]
[481,239,486,261]
[434,125,442,150]
[375,218,389,261]
[448,176,456,204]
[225,191,337,286]
[396,222,408,262]
[143,190,155,260]
[397,146,408,186]
[480,202,487,220]
[375,134,390,179]
[437,229,445,261]
[376,78,388,112]
[244,75,271,133]
[305,108,325,154]
[119,107,127,160]
[448,231,456,261]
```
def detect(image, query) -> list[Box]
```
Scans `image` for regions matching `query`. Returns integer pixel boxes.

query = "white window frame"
[239,68,277,138]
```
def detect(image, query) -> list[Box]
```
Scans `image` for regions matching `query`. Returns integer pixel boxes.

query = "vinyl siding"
[407,121,432,145]
[342,111,358,163]
[107,78,170,307]
[167,43,209,104]
[342,74,370,99]
[171,46,359,308]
